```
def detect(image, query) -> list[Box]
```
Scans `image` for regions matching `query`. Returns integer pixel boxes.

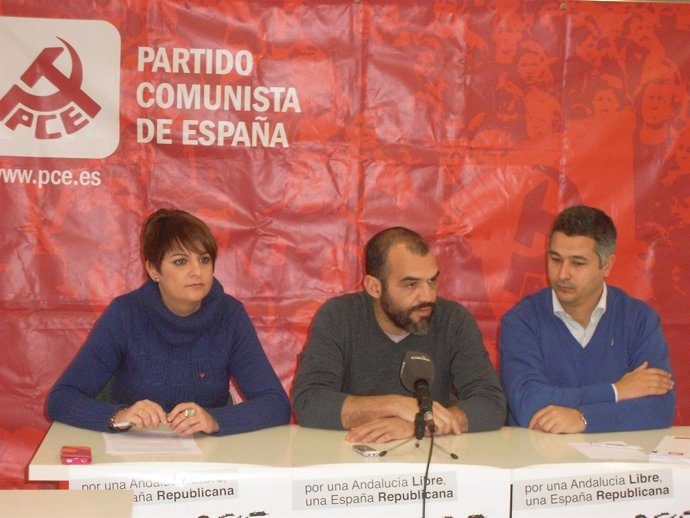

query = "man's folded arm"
[499,314,615,426]
[455,384,508,432]
[292,302,353,430]
[341,394,418,429]
[580,391,676,432]
[450,307,507,431]
[292,384,349,430]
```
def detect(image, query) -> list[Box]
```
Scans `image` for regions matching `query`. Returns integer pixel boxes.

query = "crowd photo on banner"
[0,0,688,491]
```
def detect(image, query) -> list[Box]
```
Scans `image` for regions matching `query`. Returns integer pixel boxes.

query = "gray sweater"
[292,291,506,431]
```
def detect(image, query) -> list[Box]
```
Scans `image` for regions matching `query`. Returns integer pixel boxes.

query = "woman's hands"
[112,399,167,430]
[168,402,219,436]
[111,400,219,436]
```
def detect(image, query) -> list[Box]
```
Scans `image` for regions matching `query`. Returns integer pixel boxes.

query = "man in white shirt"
[499,205,675,433]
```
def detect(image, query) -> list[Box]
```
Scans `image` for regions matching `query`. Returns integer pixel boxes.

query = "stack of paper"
[649,435,690,464]
[569,440,648,461]
[103,429,202,456]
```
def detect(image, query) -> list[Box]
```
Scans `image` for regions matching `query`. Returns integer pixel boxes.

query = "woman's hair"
[140,208,218,271]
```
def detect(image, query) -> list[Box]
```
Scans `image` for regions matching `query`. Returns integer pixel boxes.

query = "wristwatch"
[108,407,129,431]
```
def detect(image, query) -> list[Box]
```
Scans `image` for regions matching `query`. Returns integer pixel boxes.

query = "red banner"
[1,1,688,487]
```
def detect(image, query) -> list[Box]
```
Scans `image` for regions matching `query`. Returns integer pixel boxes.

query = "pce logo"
[0,17,120,158]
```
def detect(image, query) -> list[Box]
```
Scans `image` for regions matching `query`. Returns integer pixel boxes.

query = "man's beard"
[380,289,435,335]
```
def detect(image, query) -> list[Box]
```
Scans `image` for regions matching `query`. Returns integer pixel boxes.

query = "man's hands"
[434,405,468,437]
[614,361,674,401]
[530,361,674,434]
[342,395,468,443]
[345,417,415,443]
[528,405,585,434]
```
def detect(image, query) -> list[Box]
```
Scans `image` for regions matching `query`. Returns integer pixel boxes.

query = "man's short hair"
[365,227,430,281]
[549,205,617,265]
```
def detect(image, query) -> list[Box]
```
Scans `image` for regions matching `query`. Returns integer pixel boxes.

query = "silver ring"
[184,408,197,418]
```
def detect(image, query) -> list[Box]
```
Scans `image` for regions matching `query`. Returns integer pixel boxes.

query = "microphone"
[400,350,435,434]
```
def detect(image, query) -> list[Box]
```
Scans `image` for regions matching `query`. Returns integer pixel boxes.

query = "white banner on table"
[66,462,292,518]
[512,462,690,518]
[65,461,511,518]
[292,463,511,518]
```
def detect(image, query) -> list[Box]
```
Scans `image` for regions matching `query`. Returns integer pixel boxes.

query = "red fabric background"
[1,0,688,487]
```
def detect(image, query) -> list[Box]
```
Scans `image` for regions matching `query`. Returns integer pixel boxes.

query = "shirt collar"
[552,283,607,319]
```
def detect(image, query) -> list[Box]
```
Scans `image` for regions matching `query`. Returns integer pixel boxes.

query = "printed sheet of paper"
[568,441,648,461]
[103,428,202,455]
[649,435,690,464]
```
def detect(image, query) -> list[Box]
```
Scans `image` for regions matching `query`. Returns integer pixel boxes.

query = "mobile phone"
[60,445,92,465]
[353,444,380,457]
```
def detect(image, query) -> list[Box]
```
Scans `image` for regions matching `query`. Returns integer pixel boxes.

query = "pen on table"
[590,442,643,450]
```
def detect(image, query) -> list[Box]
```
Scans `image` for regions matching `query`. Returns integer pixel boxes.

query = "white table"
[29,423,690,518]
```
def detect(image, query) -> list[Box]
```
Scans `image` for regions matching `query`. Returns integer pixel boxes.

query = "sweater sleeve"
[206,304,291,435]
[47,295,290,436]
[46,302,131,432]
[499,308,614,427]
[291,300,350,430]
[499,295,676,431]
[447,306,507,432]
[579,308,675,432]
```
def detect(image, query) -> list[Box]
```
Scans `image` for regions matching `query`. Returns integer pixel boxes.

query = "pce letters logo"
[0,17,120,158]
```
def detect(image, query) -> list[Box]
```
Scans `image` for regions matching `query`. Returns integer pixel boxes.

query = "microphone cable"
[420,427,434,518]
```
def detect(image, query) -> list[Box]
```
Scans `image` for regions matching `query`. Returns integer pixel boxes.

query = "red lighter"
[60,445,92,465]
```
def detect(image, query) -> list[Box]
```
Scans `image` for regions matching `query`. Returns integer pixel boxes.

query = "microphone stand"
[434,441,459,460]
[379,412,458,460]
[378,412,425,457]
[416,412,458,459]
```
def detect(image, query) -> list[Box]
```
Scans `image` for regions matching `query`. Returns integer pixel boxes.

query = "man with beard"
[499,206,675,433]
[292,227,506,443]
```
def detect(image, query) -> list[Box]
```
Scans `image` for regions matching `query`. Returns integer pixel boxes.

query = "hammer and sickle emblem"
[0,37,101,132]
